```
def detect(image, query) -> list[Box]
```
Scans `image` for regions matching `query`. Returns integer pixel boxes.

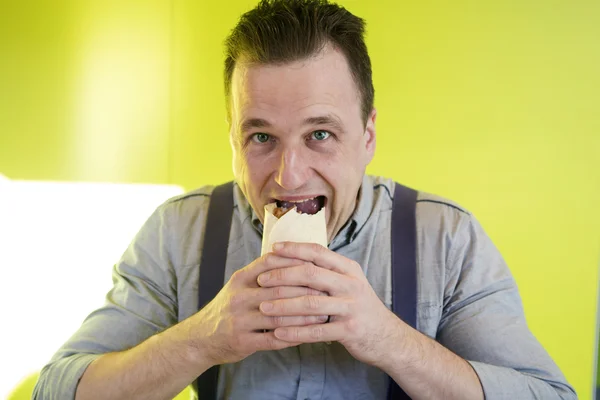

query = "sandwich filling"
[274,195,326,217]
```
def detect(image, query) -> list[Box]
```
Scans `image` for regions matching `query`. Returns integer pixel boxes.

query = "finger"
[242,311,328,331]
[272,242,360,275]
[259,295,346,317]
[261,314,329,330]
[272,321,345,343]
[232,253,305,287]
[234,286,328,309]
[257,264,343,294]
[246,331,302,352]
[259,285,328,301]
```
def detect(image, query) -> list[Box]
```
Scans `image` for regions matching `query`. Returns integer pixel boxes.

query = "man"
[34,1,576,399]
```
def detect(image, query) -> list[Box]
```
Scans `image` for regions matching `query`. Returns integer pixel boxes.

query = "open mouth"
[275,195,326,215]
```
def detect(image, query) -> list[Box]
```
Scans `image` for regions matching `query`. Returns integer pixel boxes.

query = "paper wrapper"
[261,203,328,256]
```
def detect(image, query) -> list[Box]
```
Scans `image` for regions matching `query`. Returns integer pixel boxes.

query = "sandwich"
[260,197,327,255]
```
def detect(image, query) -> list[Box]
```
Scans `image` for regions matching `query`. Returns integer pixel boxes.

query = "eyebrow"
[239,114,345,134]
[303,114,345,132]
[239,118,271,134]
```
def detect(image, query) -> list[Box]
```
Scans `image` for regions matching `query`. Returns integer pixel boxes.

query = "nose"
[274,147,311,191]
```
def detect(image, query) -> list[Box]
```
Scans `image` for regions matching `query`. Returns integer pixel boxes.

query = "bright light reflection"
[0,175,183,398]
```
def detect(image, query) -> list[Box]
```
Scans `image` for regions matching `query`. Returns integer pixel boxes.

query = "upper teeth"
[288,197,317,203]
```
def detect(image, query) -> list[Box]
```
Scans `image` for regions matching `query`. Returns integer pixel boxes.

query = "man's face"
[229,46,376,242]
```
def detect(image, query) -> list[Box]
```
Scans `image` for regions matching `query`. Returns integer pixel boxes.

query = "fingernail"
[258,272,270,284]
[272,242,283,251]
[275,328,287,338]
[261,302,273,312]
[317,315,328,323]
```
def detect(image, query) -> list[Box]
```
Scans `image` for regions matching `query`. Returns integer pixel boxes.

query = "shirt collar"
[329,174,374,250]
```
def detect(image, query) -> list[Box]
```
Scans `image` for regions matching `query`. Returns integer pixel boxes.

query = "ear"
[363,108,377,163]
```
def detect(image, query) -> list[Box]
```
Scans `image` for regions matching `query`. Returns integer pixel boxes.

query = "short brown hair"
[224,0,374,125]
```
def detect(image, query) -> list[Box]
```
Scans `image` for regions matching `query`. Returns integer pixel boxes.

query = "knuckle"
[272,286,283,298]
[344,299,355,315]
[230,269,245,283]
[263,253,275,267]
[305,264,319,280]
[310,325,323,339]
[311,242,323,253]
[274,300,285,313]
[265,336,279,350]
[345,318,360,336]
[306,295,320,310]
[271,315,284,327]
[288,328,300,341]
[229,293,244,308]
[273,267,285,281]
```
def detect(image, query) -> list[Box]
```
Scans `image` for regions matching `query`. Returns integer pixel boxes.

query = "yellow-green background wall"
[2,1,599,399]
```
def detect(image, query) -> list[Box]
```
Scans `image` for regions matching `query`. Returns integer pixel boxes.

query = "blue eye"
[311,130,330,141]
[252,133,270,143]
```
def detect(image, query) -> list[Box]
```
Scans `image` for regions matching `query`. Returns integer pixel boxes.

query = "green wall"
[2,1,599,399]
[0,1,171,183]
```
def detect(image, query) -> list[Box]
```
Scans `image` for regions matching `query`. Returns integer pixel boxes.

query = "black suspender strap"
[195,181,234,399]
[195,181,418,400]
[388,182,419,400]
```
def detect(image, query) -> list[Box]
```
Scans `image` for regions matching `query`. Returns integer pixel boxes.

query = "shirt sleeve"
[32,204,179,400]
[436,213,577,400]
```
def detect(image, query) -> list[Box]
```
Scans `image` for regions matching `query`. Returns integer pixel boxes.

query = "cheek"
[318,148,356,177]
[232,152,249,184]
[341,141,369,173]
[241,153,273,188]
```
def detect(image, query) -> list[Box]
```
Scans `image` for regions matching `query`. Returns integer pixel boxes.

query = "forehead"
[230,48,362,125]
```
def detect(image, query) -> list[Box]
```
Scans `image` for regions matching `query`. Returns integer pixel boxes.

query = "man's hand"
[187,252,329,367]
[255,241,403,368]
